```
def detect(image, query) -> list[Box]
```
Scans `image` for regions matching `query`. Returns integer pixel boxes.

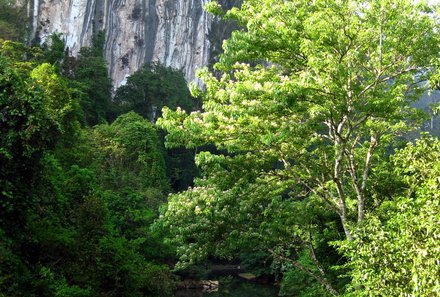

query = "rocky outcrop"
[176,279,219,291]
[29,0,233,88]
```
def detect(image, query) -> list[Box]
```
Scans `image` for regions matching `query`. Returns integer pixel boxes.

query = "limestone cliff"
[29,0,235,88]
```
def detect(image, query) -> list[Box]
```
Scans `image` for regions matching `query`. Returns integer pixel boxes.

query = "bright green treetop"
[0,42,79,160]
[91,112,170,199]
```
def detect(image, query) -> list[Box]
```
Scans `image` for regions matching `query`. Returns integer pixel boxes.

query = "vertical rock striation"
[31,0,216,88]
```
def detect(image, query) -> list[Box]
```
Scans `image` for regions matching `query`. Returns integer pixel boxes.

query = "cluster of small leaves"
[0,43,79,160]
[337,134,440,296]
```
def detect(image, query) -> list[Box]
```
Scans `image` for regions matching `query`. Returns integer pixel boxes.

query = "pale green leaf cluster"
[338,135,440,296]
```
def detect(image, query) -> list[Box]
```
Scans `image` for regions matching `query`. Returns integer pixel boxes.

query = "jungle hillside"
[1,0,440,296]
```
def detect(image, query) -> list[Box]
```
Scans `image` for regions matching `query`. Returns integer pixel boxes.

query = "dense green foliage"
[1,1,440,296]
[0,0,27,42]
[90,112,169,196]
[0,38,180,296]
[67,32,113,126]
[337,134,440,296]
[114,62,194,122]
[159,0,440,295]
[113,62,198,191]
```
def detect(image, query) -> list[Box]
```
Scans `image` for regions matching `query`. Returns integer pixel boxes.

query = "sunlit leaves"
[337,135,440,296]
[159,0,440,293]
[0,52,79,159]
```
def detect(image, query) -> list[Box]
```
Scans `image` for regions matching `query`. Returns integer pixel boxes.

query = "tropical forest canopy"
[1,0,440,296]
[0,7,193,294]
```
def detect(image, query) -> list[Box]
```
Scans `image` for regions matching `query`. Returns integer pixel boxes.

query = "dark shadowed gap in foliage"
[175,277,278,297]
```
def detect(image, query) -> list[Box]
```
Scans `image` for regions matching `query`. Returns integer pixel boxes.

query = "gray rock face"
[30,0,215,88]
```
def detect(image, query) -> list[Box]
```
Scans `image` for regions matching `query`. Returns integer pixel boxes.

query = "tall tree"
[114,62,193,122]
[70,32,113,126]
[158,0,440,294]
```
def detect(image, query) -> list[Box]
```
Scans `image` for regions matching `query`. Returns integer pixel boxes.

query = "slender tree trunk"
[339,201,353,242]
[358,135,377,222]
[334,131,353,241]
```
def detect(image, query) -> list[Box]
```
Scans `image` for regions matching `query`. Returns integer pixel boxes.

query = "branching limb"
[358,134,378,222]
[269,249,340,296]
